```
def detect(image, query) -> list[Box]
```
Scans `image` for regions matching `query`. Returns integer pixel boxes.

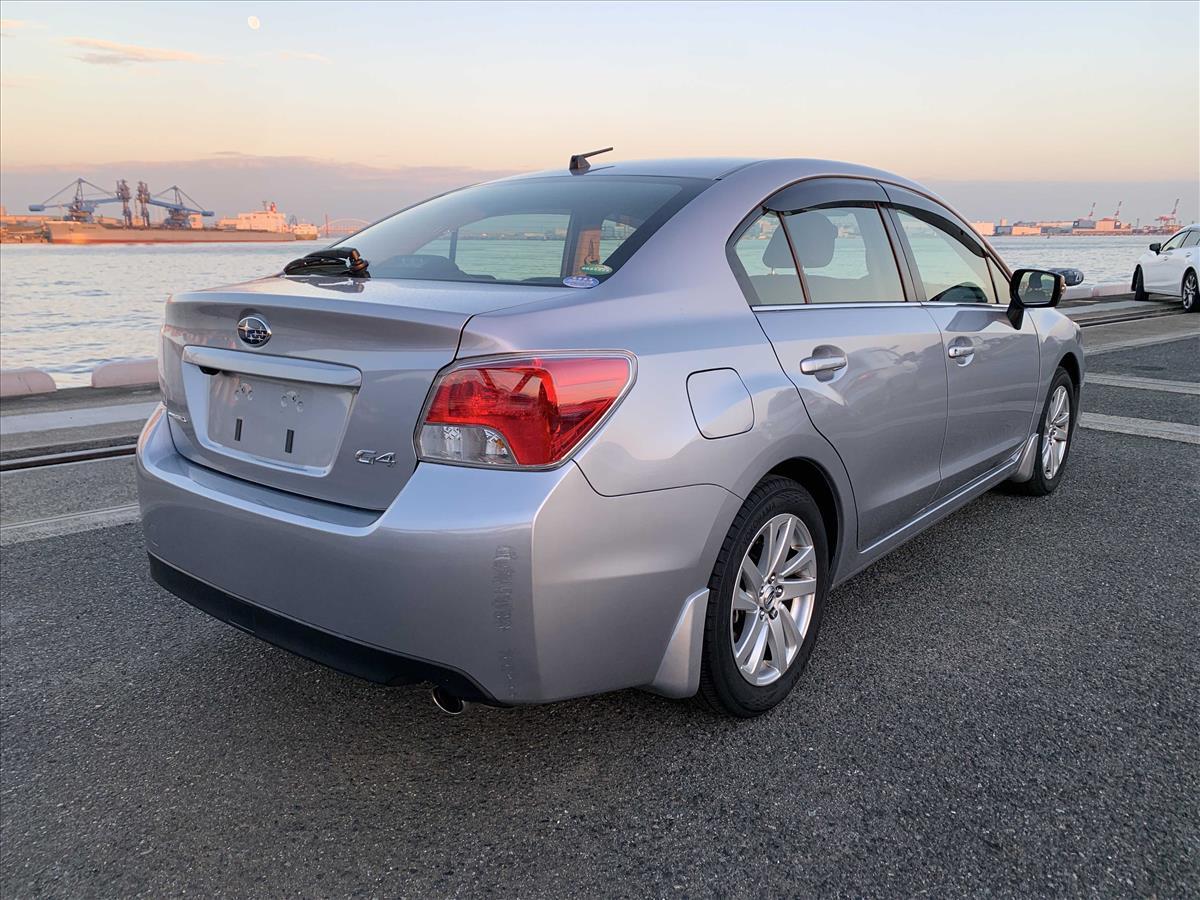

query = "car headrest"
[761,226,795,269]
[788,211,836,268]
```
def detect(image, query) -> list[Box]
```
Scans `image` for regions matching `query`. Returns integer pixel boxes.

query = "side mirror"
[1007,268,1064,328]
[1149,242,1162,253]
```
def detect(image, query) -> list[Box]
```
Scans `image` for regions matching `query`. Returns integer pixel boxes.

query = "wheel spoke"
[763,517,793,578]
[734,615,764,667]
[778,576,817,600]
[740,556,763,592]
[766,614,789,674]
[733,589,759,613]
[778,544,814,578]
[1052,390,1067,423]
[779,602,807,647]
[742,619,769,673]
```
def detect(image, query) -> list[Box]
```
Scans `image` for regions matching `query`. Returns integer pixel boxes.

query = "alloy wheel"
[1042,385,1071,479]
[730,513,818,686]
[1184,273,1198,311]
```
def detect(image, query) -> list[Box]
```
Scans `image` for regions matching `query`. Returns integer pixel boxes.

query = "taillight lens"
[418,355,632,468]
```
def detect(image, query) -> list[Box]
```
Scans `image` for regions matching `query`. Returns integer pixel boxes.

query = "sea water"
[0,234,1156,386]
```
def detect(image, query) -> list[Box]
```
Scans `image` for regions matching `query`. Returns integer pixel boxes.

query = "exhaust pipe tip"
[431,686,465,716]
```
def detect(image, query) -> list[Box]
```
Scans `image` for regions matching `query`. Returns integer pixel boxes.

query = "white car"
[1132,223,1200,312]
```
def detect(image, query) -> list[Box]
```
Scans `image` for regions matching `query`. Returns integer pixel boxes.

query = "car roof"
[503,157,760,180]
[504,156,924,184]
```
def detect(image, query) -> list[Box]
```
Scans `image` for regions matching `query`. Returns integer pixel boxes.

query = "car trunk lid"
[160,275,569,510]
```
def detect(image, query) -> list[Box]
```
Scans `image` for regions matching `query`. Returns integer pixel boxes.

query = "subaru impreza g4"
[137,156,1083,717]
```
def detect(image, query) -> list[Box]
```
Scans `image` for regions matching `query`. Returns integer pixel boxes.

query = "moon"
[247,15,261,30]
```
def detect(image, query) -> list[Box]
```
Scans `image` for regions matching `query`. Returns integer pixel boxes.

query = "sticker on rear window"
[579,263,612,277]
[563,275,600,289]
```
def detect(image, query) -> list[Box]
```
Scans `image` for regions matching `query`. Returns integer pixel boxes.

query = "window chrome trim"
[750,301,911,312]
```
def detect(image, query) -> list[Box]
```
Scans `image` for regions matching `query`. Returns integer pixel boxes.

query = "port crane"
[29,178,134,225]
[136,182,214,229]
[1112,200,1123,221]
[1155,198,1180,231]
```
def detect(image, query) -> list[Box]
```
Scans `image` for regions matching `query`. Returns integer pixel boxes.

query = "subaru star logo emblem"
[237,315,271,347]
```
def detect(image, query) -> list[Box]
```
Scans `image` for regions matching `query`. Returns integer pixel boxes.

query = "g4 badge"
[355,449,397,467]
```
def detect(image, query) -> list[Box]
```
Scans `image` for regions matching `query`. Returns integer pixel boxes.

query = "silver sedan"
[137,155,1083,717]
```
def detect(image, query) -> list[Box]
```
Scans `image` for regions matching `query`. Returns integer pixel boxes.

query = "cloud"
[278,50,330,64]
[1,18,35,36]
[63,37,219,66]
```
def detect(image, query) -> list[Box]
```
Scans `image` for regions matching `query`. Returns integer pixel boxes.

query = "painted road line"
[1085,374,1200,396]
[1086,332,1199,355]
[0,503,141,546]
[0,401,159,435]
[1079,413,1200,445]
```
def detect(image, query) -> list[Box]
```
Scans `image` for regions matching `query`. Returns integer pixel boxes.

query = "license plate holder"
[206,372,351,469]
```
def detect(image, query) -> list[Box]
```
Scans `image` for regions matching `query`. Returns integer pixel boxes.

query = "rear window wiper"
[283,247,370,278]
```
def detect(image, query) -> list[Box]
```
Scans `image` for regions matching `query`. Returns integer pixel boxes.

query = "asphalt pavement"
[1,316,1197,898]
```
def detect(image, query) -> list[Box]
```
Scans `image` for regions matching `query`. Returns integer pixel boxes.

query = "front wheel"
[1010,367,1076,496]
[1182,270,1199,313]
[698,476,829,718]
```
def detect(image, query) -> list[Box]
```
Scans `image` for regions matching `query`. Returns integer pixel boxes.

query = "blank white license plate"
[206,372,352,468]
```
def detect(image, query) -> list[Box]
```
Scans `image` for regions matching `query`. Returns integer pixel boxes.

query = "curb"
[1,357,159,398]
[0,368,56,398]
[91,358,158,389]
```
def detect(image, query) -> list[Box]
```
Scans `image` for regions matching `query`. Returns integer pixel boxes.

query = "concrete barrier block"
[1063,285,1092,301]
[91,358,159,389]
[1091,283,1127,299]
[0,367,57,397]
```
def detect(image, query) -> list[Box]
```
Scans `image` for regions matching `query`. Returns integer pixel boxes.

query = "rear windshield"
[334,176,709,286]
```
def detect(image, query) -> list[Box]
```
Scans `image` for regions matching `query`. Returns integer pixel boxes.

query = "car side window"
[731,212,805,306]
[1184,230,1200,248]
[1160,231,1187,251]
[782,206,904,303]
[895,209,997,303]
[988,259,1010,305]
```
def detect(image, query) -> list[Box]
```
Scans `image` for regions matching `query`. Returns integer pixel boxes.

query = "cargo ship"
[44,219,303,244]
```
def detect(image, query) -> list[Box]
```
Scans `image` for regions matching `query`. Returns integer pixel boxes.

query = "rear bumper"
[148,554,497,702]
[137,406,739,704]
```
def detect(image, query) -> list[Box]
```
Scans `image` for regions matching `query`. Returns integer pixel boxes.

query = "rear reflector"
[418,355,633,468]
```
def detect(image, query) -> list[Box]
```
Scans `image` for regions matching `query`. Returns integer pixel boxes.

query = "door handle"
[947,345,974,359]
[799,354,848,375]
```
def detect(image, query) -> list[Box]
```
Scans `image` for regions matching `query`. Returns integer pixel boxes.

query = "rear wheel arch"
[764,457,842,574]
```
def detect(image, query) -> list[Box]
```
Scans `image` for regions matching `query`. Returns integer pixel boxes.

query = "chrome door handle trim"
[799,355,848,375]
[947,345,975,359]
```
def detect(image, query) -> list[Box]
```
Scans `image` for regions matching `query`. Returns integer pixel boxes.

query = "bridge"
[320,217,370,238]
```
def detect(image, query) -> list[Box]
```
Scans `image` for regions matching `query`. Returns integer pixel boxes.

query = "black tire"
[1182,270,1199,313]
[698,476,829,718]
[1009,367,1077,497]
[1132,267,1149,301]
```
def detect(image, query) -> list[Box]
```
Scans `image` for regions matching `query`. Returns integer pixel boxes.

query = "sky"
[1,0,1197,224]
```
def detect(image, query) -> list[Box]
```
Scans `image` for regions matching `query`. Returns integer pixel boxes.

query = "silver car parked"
[137,156,1083,717]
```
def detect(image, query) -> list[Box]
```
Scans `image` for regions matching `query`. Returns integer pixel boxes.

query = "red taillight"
[418,355,632,468]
